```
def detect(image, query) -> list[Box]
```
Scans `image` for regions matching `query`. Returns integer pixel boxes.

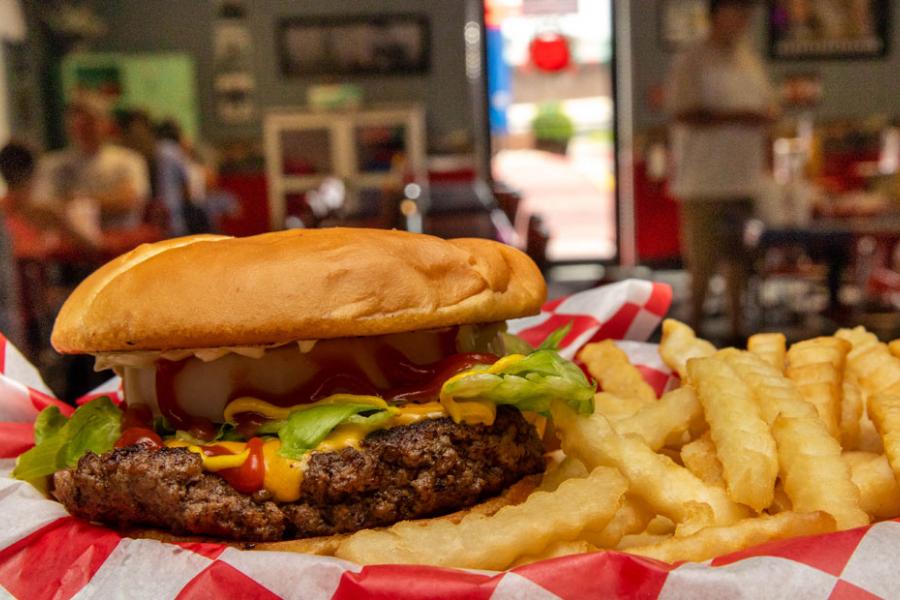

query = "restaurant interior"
[1,0,899,401]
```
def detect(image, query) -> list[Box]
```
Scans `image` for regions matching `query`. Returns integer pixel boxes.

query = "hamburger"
[14,228,594,546]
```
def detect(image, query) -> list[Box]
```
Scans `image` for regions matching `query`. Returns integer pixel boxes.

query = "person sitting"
[0,141,101,358]
[155,119,211,235]
[31,94,151,233]
[0,141,99,260]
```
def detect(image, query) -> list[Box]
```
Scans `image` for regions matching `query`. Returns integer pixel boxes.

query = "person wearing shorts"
[666,0,777,338]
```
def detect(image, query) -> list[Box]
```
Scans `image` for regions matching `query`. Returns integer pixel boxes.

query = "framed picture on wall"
[277,14,430,77]
[769,0,890,59]
[658,0,708,51]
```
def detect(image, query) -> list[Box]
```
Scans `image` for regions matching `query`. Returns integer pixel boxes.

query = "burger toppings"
[15,340,594,499]
[50,407,546,541]
[114,427,162,450]
[40,228,556,541]
[12,397,122,485]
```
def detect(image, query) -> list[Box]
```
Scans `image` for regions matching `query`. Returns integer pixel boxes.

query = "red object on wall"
[633,160,682,262]
[217,173,270,237]
[529,33,570,72]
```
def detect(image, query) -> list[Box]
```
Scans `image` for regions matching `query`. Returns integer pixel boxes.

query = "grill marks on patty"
[51,407,545,541]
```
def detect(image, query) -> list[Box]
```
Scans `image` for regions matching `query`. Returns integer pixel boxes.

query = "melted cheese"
[315,424,372,452]
[160,354,527,502]
[437,353,526,425]
[166,438,306,502]
[261,440,305,502]
[223,394,388,424]
[165,440,251,471]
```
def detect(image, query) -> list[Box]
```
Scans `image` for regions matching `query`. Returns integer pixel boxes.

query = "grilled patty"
[51,406,545,541]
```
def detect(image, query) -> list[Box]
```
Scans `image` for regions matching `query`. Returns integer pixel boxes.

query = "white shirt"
[667,41,775,200]
[32,144,150,229]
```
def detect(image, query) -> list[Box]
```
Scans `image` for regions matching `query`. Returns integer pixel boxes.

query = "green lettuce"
[456,322,536,357]
[13,397,122,483]
[498,332,534,356]
[537,322,572,351]
[34,406,68,445]
[440,349,594,416]
[278,403,390,459]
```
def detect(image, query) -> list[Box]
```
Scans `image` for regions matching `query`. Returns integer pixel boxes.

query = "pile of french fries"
[335,320,900,569]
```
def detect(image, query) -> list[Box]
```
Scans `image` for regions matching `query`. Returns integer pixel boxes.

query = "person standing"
[31,95,150,233]
[666,0,777,339]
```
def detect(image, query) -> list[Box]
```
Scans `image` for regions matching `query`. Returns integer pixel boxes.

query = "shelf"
[354,172,404,188]
[281,175,328,192]
[264,105,426,230]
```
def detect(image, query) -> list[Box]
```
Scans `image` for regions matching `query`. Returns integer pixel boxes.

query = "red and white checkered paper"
[0,279,896,599]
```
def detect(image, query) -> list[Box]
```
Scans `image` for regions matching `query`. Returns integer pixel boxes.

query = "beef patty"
[51,406,545,541]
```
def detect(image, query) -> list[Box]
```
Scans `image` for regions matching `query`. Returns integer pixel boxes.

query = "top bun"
[52,228,546,353]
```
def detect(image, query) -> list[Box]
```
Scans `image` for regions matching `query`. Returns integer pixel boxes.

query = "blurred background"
[0,0,899,400]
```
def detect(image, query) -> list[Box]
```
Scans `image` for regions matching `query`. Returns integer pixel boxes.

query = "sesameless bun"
[51,228,546,353]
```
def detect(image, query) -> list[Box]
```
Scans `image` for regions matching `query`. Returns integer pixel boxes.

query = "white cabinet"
[263,105,427,230]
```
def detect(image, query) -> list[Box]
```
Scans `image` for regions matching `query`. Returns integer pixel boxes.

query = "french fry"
[335,466,627,569]
[748,333,786,372]
[510,539,598,567]
[579,341,657,405]
[843,451,900,520]
[788,336,851,369]
[659,446,685,464]
[680,432,725,488]
[719,350,869,530]
[584,495,654,548]
[889,339,900,360]
[866,394,900,488]
[836,327,900,397]
[688,356,778,511]
[768,482,792,514]
[613,386,702,451]
[785,337,850,441]
[859,411,884,453]
[716,349,817,425]
[616,532,673,551]
[659,319,716,379]
[644,515,676,536]
[771,415,869,529]
[593,391,647,423]
[550,399,750,532]
[784,363,843,440]
[538,455,589,493]
[841,372,864,450]
[625,511,836,564]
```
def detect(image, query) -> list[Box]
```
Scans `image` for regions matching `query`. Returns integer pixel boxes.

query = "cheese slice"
[166,438,305,502]
[438,353,526,425]
[223,394,389,424]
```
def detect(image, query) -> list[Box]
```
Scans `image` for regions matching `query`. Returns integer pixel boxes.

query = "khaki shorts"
[679,199,754,271]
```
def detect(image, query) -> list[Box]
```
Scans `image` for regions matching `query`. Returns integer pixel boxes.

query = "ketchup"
[156,359,217,441]
[230,366,377,409]
[115,427,163,449]
[375,345,441,386]
[162,328,492,433]
[386,353,499,403]
[205,437,265,494]
[121,403,153,430]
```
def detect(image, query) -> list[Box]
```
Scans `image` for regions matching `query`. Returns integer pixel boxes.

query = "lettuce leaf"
[536,322,573,351]
[278,404,389,459]
[441,349,594,416]
[498,332,534,356]
[34,406,67,445]
[13,397,122,483]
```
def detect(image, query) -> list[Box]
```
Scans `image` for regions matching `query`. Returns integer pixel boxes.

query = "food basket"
[0,280,893,599]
